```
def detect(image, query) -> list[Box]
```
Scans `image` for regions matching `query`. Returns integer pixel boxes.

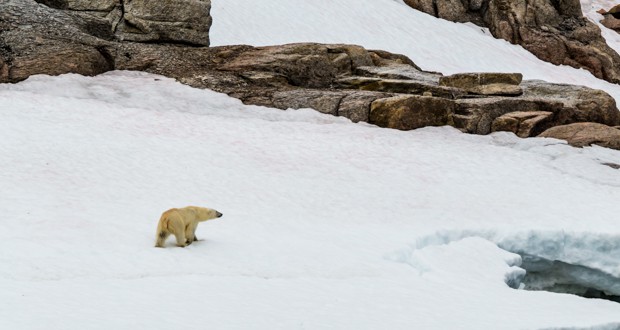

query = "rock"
[439,72,523,88]
[601,15,620,31]
[355,64,438,81]
[599,5,620,32]
[369,95,455,130]
[468,84,523,96]
[272,90,346,115]
[538,123,620,150]
[3,0,620,145]
[403,0,620,84]
[335,76,465,99]
[521,81,620,126]
[453,81,620,135]
[33,0,212,46]
[116,0,212,45]
[218,43,374,89]
[439,72,523,96]
[491,111,553,137]
[337,91,394,123]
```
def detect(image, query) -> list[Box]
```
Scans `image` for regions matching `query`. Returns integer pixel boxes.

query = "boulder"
[439,72,523,96]
[369,95,455,130]
[32,0,212,46]
[538,123,620,150]
[116,0,212,45]
[491,111,553,137]
[453,81,620,135]
[599,5,620,32]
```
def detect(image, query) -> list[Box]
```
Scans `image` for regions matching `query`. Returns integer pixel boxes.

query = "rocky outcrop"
[32,0,212,45]
[403,0,620,84]
[538,123,620,150]
[2,0,620,149]
[599,5,620,33]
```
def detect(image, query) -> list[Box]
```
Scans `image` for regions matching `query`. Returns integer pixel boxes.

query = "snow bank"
[2,72,620,329]
[210,0,620,101]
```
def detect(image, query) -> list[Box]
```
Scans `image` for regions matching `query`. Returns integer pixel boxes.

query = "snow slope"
[2,71,620,330]
[2,0,620,329]
[210,0,620,101]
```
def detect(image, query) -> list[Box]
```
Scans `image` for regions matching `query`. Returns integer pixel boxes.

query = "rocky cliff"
[403,0,620,84]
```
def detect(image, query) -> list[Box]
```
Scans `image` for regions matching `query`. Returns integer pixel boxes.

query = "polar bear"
[155,206,223,248]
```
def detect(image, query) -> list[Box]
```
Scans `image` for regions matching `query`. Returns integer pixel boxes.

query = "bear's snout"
[216,211,223,218]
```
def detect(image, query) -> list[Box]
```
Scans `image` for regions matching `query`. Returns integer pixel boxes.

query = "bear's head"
[190,206,223,222]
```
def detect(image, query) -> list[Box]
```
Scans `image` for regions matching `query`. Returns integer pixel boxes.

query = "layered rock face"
[2,0,620,150]
[33,0,212,45]
[403,0,620,84]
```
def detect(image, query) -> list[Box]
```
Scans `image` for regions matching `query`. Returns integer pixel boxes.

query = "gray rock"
[403,0,620,84]
[335,76,465,99]
[538,123,620,150]
[116,0,212,46]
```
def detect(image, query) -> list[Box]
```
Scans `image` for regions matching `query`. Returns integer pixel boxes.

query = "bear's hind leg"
[155,230,170,248]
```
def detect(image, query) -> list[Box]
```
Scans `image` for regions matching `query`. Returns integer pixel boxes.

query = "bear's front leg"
[185,223,198,244]
[174,232,187,247]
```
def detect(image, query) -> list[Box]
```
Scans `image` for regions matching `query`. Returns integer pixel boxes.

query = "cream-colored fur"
[155,206,223,248]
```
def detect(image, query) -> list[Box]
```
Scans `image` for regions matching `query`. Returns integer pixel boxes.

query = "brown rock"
[439,72,523,88]
[335,76,464,99]
[337,91,393,123]
[369,95,455,130]
[601,15,620,31]
[491,111,553,137]
[538,123,620,150]
[439,73,523,96]
[403,0,620,84]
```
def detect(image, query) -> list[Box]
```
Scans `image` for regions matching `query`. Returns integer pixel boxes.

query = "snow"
[209,0,620,101]
[2,0,620,329]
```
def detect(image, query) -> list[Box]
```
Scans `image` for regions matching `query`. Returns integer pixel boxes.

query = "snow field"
[1,72,620,329]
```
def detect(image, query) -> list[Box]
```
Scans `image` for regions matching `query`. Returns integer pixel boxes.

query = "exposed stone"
[439,72,523,88]
[403,0,620,84]
[335,76,464,99]
[453,81,620,135]
[369,95,455,130]
[272,90,346,115]
[355,64,440,81]
[468,84,523,96]
[116,0,212,46]
[439,72,523,96]
[32,0,212,46]
[3,0,620,148]
[491,111,554,137]
[538,123,620,150]
[218,43,374,89]
[337,91,394,123]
